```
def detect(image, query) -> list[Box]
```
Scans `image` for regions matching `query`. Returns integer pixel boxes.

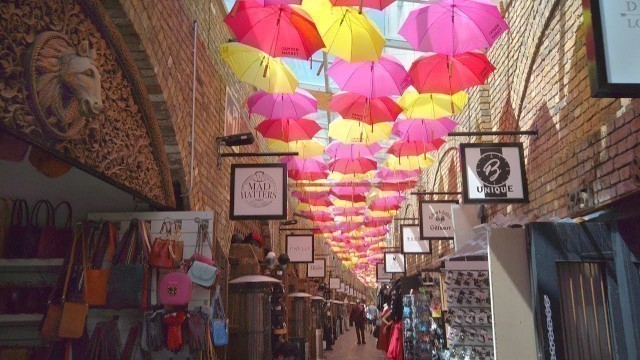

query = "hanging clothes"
[386,321,404,360]
[377,307,392,352]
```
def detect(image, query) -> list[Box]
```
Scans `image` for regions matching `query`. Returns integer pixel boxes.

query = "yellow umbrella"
[398,91,468,119]
[384,154,436,171]
[220,42,298,93]
[328,118,391,144]
[297,203,331,212]
[328,171,376,181]
[267,139,325,158]
[369,210,397,217]
[334,215,365,223]
[303,1,385,62]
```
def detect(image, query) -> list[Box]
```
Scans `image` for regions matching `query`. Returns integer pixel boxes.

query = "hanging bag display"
[37,201,73,258]
[22,200,54,258]
[141,309,164,352]
[106,219,150,309]
[0,198,14,258]
[86,221,117,306]
[41,226,89,340]
[158,271,193,306]
[4,199,29,258]
[148,220,184,269]
[211,288,228,346]
[188,221,218,288]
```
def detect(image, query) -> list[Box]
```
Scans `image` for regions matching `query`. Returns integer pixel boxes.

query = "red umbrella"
[329,93,402,125]
[224,2,324,60]
[330,0,395,10]
[280,156,328,181]
[409,52,495,94]
[387,139,446,157]
[328,157,378,175]
[257,118,321,142]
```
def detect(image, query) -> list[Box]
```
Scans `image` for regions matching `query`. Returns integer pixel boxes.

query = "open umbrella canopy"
[333,207,366,217]
[297,196,334,207]
[292,179,331,192]
[291,189,331,199]
[328,118,391,144]
[383,154,436,171]
[387,139,446,157]
[221,42,298,93]
[328,157,378,175]
[327,55,411,98]
[242,0,301,5]
[325,141,382,159]
[369,195,405,211]
[375,180,418,192]
[364,227,389,237]
[398,91,468,119]
[409,52,495,95]
[329,93,402,125]
[267,139,325,158]
[328,171,376,181]
[256,118,321,142]
[224,1,324,59]
[331,185,371,201]
[332,198,366,208]
[329,0,396,10]
[392,118,457,142]
[375,167,421,181]
[305,3,386,62]
[398,0,509,55]
[280,156,329,180]
[248,88,318,118]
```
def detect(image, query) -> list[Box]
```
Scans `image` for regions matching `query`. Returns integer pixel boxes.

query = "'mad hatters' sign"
[460,143,529,203]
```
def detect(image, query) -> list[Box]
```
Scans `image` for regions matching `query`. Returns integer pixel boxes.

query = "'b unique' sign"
[230,164,287,220]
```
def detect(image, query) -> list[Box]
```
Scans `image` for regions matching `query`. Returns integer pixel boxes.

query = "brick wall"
[113,0,287,255]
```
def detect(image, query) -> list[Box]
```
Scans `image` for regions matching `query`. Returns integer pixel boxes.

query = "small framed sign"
[286,235,314,263]
[307,259,326,278]
[419,201,456,240]
[401,225,432,254]
[460,143,529,203]
[377,263,393,282]
[230,163,287,220]
[384,252,406,273]
[329,277,341,289]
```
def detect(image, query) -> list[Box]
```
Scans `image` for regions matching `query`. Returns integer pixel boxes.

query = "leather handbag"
[148,220,184,269]
[0,130,29,162]
[211,288,228,346]
[28,146,72,178]
[37,201,73,258]
[86,221,117,306]
[4,199,29,258]
[158,271,192,306]
[22,200,54,258]
[188,221,218,288]
[41,227,89,340]
[0,198,13,258]
[106,219,151,309]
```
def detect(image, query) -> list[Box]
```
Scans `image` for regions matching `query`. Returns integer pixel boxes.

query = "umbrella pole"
[359,0,363,13]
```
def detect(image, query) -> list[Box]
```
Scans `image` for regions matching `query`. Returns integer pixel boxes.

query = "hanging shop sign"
[384,252,406,273]
[401,225,432,254]
[583,0,640,97]
[230,163,287,220]
[460,143,528,203]
[376,263,393,282]
[419,201,456,240]
[307,259,326,278]
[286,234,314,263]
[329,277,341,289]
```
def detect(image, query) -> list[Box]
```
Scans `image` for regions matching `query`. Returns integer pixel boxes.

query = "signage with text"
[460,143,528,203]
[419,201,456,240]
[384,252,406,273]
[230,164,287,220]
[307,259,326,278]
[401,225,432,254]
[286,234,314,263]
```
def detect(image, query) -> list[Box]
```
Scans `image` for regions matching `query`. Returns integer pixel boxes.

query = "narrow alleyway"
[325,326,386,360]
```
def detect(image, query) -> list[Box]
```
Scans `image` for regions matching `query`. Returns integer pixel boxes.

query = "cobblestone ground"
[324,325,386,360]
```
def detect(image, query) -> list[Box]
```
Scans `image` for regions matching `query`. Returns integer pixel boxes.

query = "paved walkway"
[324,325,386,360]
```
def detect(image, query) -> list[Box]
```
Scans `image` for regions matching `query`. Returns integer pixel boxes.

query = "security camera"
[216,132,255,147]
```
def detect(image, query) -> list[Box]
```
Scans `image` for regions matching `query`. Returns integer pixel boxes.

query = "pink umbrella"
[328,157,378,175]
[398,0,509,55]
[280,156,328,181]
[392,118,457,142]
[329,0,395,10]
[291,189,331,200]
[331,186,371,202]
[329,93,402,125]
[224,2,324,59]
[364,228,389,237]
[364,217,393,227]
[376,180,418,192]
[387,139,446,157]
[369,196,406,211]
[333,207,367,216]
[375,167,421,181]
[325,142,382,159]
[247,89,318,118]
[299,210,334,222]
[409,52,495,94]
[244,0,301,4]
[298,196,334,207]
[336,223,365,233]
[327,55,411,98]
[257,118,321,142]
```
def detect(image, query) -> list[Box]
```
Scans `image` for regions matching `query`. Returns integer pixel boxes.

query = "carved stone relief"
[0,0,174,207]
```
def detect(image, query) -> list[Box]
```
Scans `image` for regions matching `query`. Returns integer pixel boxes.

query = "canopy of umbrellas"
[221,0,508,286]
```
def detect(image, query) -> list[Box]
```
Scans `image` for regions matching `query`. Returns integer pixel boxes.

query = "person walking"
[349,300,367,345]
[365,303,379,333]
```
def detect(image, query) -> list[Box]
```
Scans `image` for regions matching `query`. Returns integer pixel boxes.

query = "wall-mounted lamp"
[280,219,298,226]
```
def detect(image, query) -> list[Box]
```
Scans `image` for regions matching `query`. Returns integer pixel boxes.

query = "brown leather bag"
[86,221,116,306]
[28,146,72,178]
[148,220,183,268]
[41,227,88,340]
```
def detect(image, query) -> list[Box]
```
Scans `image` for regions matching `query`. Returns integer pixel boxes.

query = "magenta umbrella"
[243,0,301,4]
[330,0,395,10]
[387,139,446,157]
[331,186,371,202]
[392,118,457,142]
[333,207,366,216]
[329,93,402,125]
[224,1,324,59]
[399,0,509,55]
[280,156,328,181]
[325,141,382,159]
[327,55,411,98]
[298,196,334,207]
[256,118,321,142]
[291,189,331,200]
[409,52,495,94]
[364,216,393,227]
[247,89,317,118]
[369,195,406,212]
[364,228,389,237]
[335,223,365,233]
[328,157,378,175]
[299,211,334,222]
[375,167,421,181]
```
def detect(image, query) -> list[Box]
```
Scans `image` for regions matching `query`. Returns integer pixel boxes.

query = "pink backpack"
[158,271,192,306]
